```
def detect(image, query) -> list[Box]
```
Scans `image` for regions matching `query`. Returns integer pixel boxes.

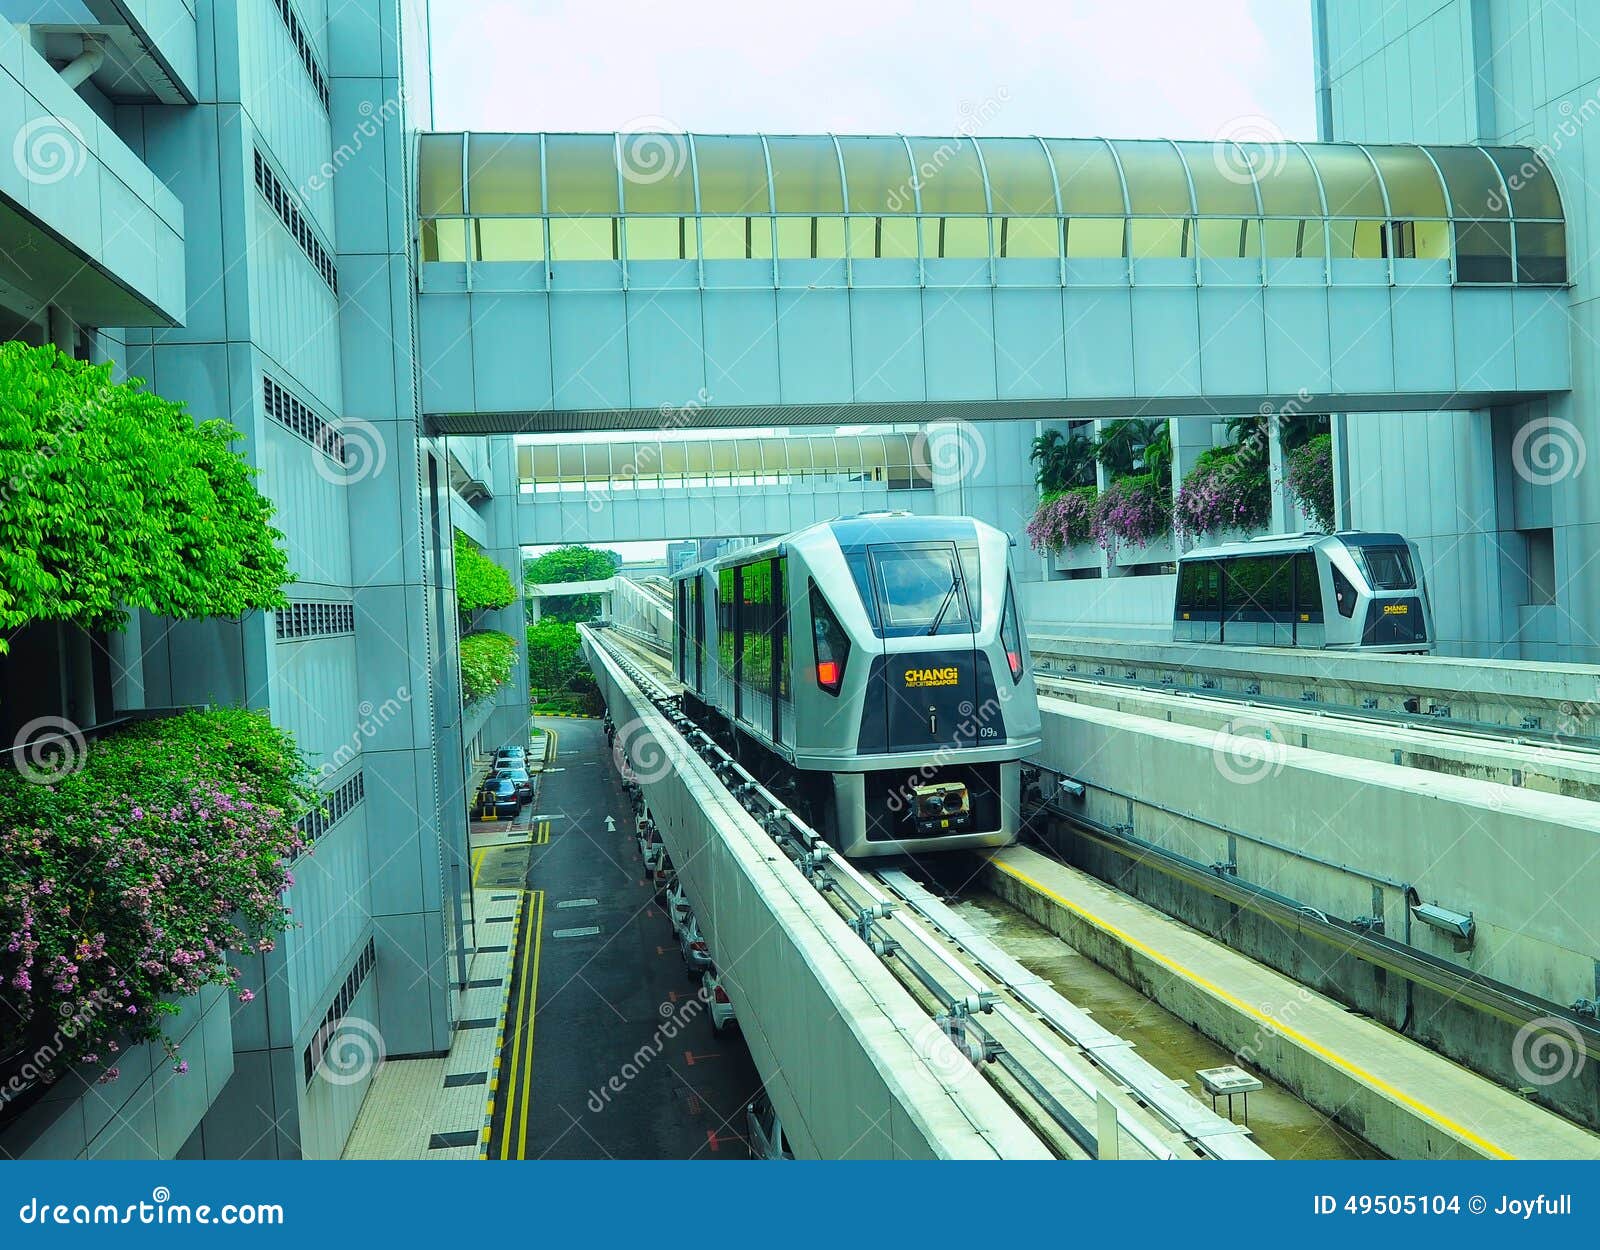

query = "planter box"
[1050,542,1103,574]
[1178,524,1266,554]
[1111,533,1177,567]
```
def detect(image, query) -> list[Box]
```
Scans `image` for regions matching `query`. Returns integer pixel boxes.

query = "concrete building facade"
[1317,0,1598,660]
[0,0,530,1160]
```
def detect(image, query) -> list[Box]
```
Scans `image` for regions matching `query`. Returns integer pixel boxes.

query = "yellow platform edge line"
[991,855,1516,1161]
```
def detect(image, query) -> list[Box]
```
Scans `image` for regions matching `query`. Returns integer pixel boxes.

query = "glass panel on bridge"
[467,134,542,213]
[1424,145,1507,218]
[694,135,772,213]
[977,138,1057,215]
[545,133,620,214]
[838,136,915,213]
[767,136,844,212]
[907,136,989,213]
[618,136,696,214]
[416,133,1567,286]
[1043,139,1126,214]
[1304,143,1385,217]
[1485,146,1563,218]
[419,133,464,215]
[1112,140,1192,215]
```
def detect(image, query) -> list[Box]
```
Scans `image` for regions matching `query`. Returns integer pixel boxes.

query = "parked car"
[482,777,521,820]
[746,1094,793,1159]
[701,969,736,1036]
[678,917,712,975]
[665,878,692,938]
[493,765,534,802]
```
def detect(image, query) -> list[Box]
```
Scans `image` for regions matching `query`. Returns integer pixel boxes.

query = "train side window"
[1294,554,1323,621]
[1225,556,1269,614]
[1267,558,1293,615]
[1330,563,1358,617]
[1177,562,1198,612]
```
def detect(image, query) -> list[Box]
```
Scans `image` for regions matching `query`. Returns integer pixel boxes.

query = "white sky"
[429,0,1315,141]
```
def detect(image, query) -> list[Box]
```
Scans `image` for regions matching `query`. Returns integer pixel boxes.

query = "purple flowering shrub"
[0,708,316,1088]
[1026,485,1098,554]
[1175,448,1271,539]
[1285,434,1336,532]
[1090,473,1172,554]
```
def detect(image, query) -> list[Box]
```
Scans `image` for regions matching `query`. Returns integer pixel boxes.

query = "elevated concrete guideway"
[418,133,1572,435]
[580,626,1050,1158]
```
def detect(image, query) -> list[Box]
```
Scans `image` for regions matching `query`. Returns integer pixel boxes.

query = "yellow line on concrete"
[516,890,546,1159]
[990,856,1516,1161]
[546,727,558,761]
[500,891,538,1160]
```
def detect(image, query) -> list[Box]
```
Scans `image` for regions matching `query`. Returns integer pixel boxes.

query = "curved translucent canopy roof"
[418,133,1564,227]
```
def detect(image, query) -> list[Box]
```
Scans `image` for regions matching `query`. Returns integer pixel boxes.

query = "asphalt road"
[489,717,763,1160]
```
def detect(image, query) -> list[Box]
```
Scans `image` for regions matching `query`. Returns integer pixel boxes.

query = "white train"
[1174,531,1433,652]
[672,514,1042,857]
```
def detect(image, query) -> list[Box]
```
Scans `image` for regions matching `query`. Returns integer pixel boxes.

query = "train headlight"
[810,583,850,696]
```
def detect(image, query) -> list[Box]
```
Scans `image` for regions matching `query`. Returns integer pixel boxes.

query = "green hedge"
[454,531,515,615]
[460,629,517,703]
[0,344,290,650]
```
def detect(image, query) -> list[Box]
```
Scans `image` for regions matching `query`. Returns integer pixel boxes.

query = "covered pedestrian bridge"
[416,133,1571,434]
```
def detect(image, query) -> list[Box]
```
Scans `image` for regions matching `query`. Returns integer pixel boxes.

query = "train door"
[1293,553,1325,647]
[869,542,979,751]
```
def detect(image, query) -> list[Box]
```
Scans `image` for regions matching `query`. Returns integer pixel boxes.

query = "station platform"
[987,845,1600,1161]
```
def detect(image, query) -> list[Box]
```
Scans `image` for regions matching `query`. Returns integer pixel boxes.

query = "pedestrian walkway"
[341,740,544,1160]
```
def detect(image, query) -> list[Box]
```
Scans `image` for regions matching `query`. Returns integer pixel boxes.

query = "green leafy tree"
[525,617,585,699]
[0,344,291,651]
[453,531,515,616]
[1028,427,1096,494]
[524,544,621,622]
[459,630,517,703]
[1094,419,1172,490]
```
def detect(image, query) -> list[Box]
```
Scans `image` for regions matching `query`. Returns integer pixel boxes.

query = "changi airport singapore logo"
[904,666,960,688]
[13,115,87,186]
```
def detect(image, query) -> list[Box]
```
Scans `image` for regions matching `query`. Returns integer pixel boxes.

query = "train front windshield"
[872,546,971,634]
[1351,545,1415,590]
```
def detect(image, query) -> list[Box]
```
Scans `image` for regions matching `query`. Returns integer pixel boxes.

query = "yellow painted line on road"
[536,819,551,845]
[990,856,1516,1160]
[516,889,546,1159]
[499,890,539,1160]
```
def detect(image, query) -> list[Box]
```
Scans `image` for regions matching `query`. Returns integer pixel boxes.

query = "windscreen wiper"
[927,573,961,635]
